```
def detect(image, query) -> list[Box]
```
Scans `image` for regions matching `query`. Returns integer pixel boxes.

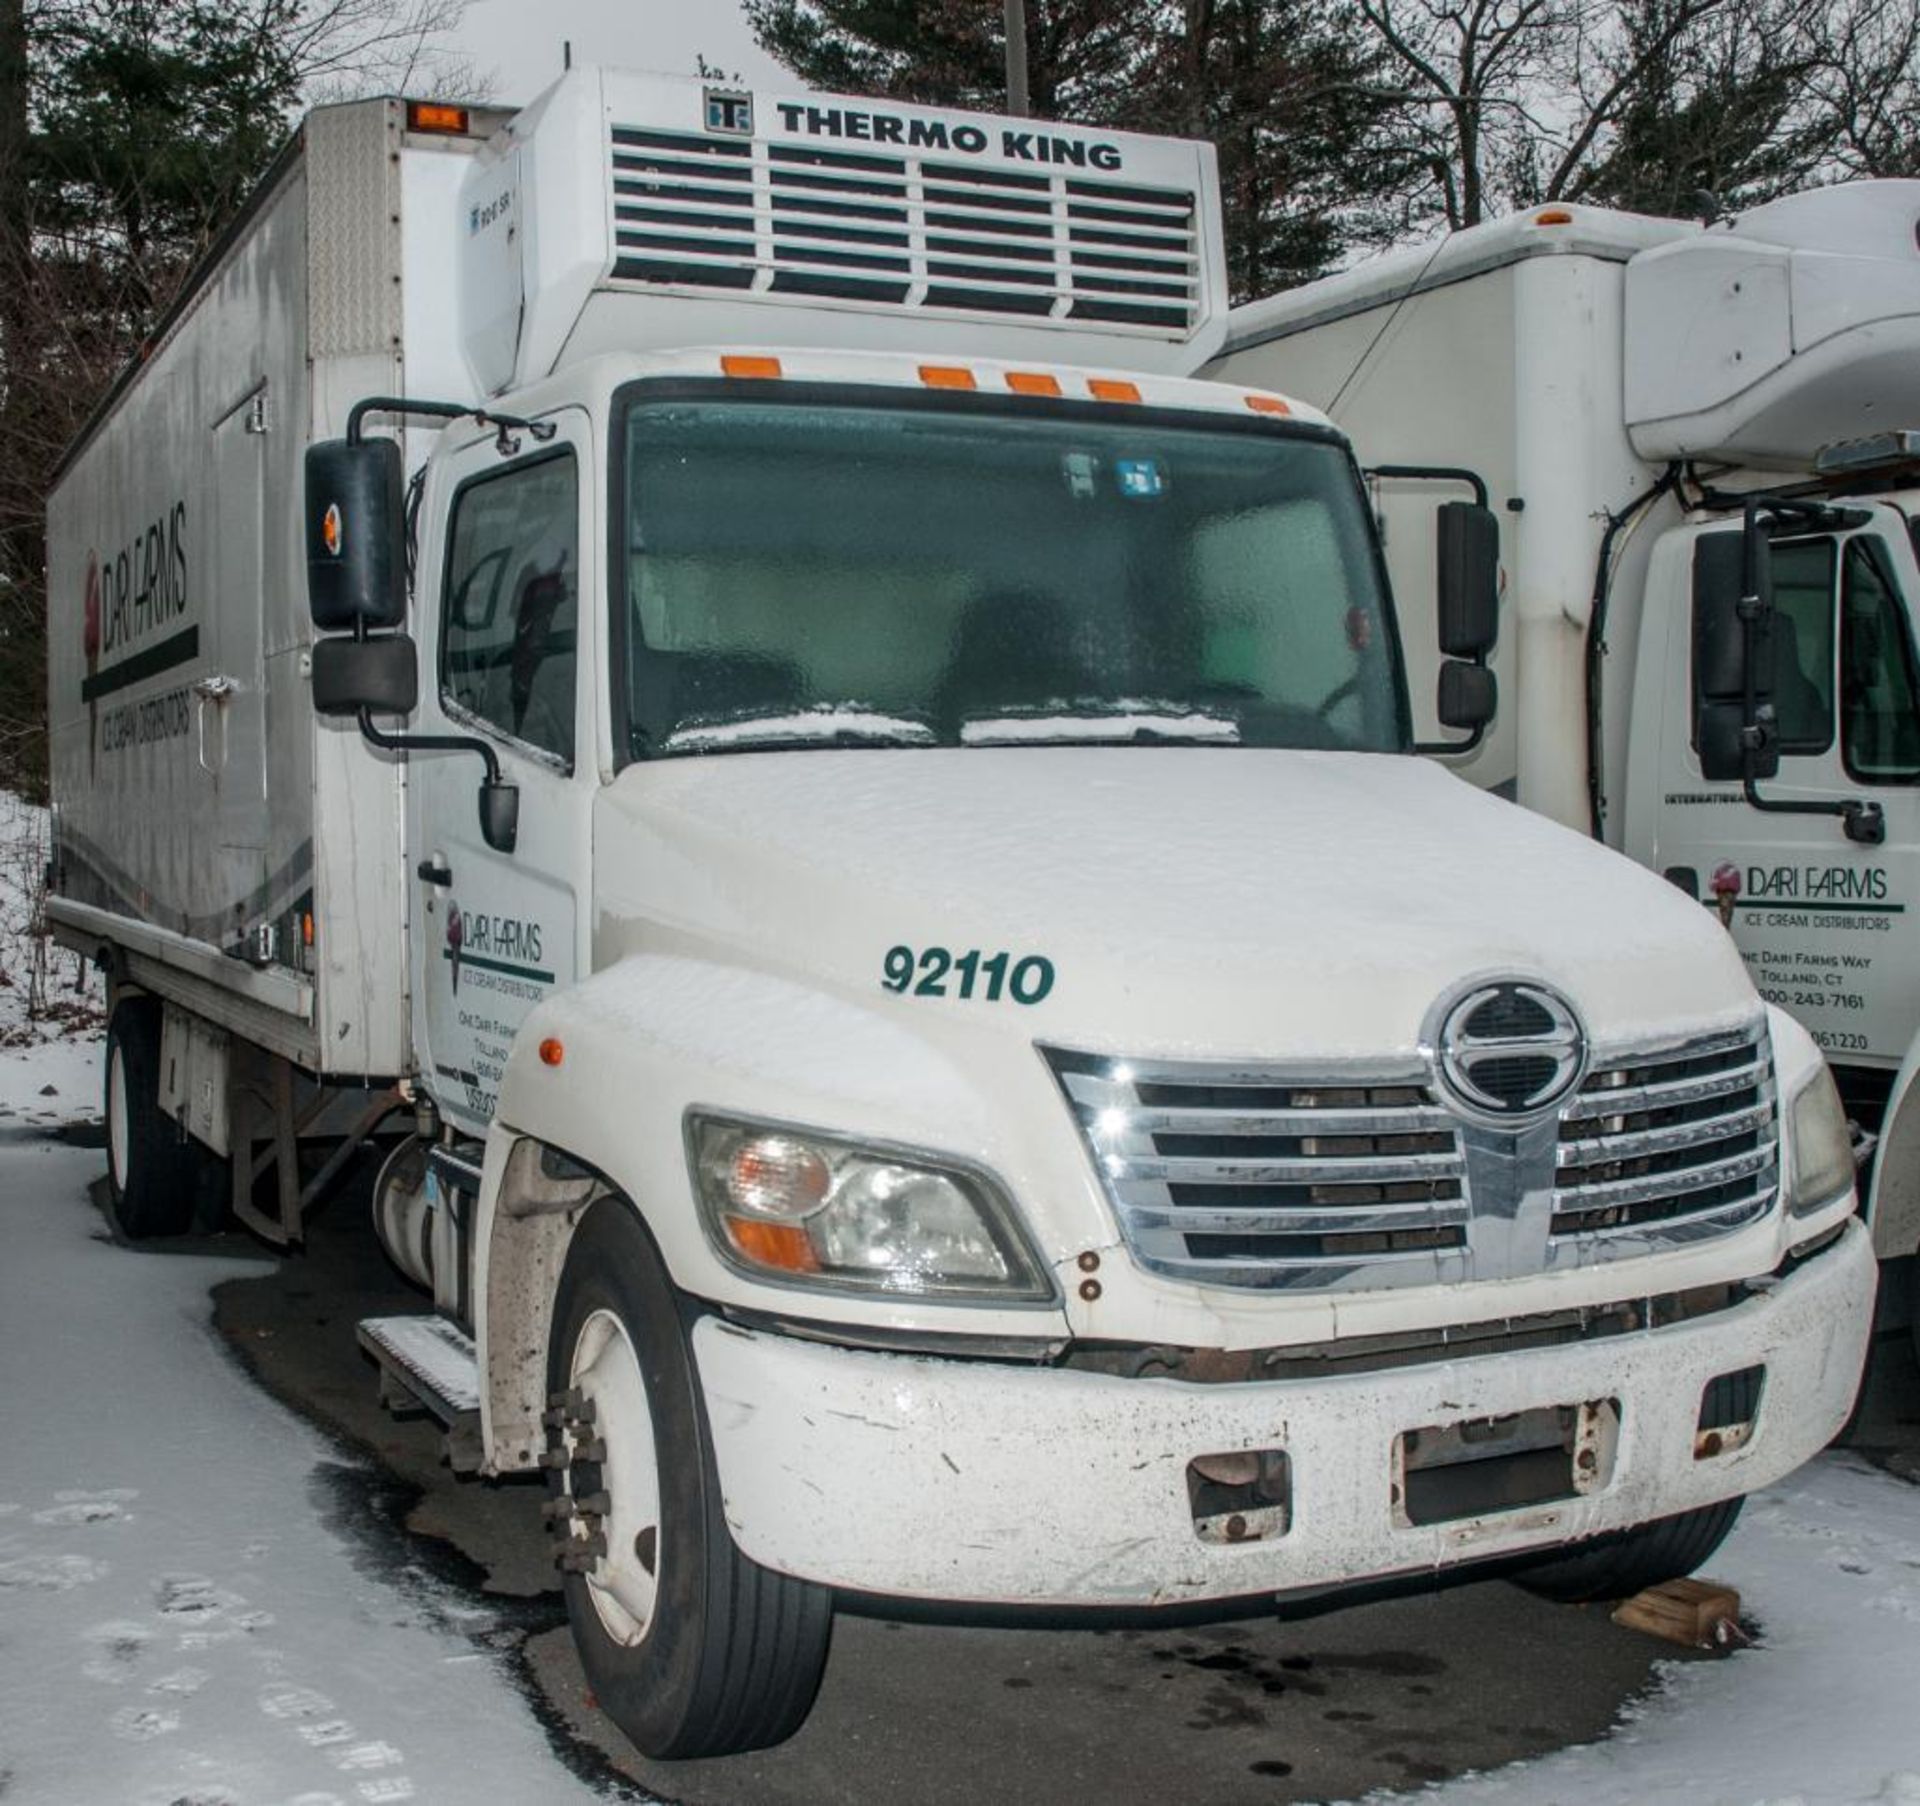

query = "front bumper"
[692,1222,1874,1606]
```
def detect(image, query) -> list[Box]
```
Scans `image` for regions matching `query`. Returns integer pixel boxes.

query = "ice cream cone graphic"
[446,903,464,993]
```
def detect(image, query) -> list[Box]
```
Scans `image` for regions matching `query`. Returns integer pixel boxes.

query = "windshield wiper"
[959,710,1241,747]
[660,710,937,754]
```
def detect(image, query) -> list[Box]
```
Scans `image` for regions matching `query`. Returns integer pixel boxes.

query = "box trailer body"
[48,72,1874,1761]
[1207,184,1920,1278]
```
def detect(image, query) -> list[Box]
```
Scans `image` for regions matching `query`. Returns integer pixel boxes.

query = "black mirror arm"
[1736,499,1886,846]
[355,706,501,787]
[347,395,556,452]
[1366,464,1490,507]
[1412,719,1490,757]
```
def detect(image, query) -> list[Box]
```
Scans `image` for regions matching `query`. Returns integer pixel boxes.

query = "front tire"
[104,997,199,1238]
[1512,1497,1744,1603]
[545,1200,832,1758]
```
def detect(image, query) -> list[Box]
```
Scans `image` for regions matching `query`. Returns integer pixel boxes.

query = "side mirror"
[1436,501,1499,658]
[479,780,520,854]
[310,633,417,717]
[1437,660,1497,731]
[1692,530,1779,781]
[307,439,406,630]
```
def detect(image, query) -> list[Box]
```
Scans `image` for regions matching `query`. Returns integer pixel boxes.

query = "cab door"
[408,413,595,1131]
[1642,517,1920,1072]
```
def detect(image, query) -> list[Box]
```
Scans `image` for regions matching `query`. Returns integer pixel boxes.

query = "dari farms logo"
[446,902,465,993]
[79,501,197,774]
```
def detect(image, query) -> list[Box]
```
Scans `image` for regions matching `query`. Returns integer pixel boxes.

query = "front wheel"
[544,1199,832,1759]
[1511,1497,1744,1603]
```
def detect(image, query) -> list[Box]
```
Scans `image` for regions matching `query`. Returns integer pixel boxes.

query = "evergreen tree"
[745,0,1406,300]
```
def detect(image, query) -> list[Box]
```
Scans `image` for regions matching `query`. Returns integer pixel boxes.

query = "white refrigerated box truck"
[1209,184,1920,1328]
[47,70,1874,1759]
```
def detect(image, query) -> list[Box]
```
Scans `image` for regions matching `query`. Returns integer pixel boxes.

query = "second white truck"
[48,71,1873,1759]
[1210,183,1920,1328]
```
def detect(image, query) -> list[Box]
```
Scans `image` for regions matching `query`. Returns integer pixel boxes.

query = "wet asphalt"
[92,1143,1920,1806]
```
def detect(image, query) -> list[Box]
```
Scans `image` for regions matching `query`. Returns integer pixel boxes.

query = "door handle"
[416,859,453,887]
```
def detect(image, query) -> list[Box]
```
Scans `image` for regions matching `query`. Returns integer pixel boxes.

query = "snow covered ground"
[0,1136,613,1806]
[1376,1456,1920,1806]
[0,790,102,1127]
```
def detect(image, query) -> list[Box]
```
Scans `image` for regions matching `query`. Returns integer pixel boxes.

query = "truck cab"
[1622,474,1920,1279]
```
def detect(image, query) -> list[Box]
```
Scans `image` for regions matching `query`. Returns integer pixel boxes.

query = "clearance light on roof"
[1006,371,1062,397]
[721,355,784,380]
[407,101,471,135]
[1245,394,1291,416]
[1088,378,1142,403]
[1534,208,1574,226]
[919,364,977,390]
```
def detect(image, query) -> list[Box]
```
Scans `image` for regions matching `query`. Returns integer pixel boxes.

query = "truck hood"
[592,747,1755,1061]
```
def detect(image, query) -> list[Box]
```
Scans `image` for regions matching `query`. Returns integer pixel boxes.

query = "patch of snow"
[0,1141,606,1806]
[1357,1454,1920,1806]
[663,708,936,751]
[0,789,102,1122]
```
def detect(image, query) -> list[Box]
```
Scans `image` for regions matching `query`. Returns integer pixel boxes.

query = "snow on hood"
[592,747,1755,1062]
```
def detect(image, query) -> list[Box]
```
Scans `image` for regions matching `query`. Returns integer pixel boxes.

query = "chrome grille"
[1046,1049,1471,1292]
[609,127,1202,335]
[1549,1022,1777,1257]
[1047,1018,1778,1295]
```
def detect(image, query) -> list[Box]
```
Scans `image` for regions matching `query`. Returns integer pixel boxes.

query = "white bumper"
[693,1223,1874,1606]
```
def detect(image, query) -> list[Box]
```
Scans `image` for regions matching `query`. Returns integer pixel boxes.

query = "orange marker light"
[1244,394,1291,415]
[321,502,343,557]
[725,1216,822,1274]
[1088,378,1142,403]
[1006,371,1062,396]
[538,1037,565,1068]
[301,912,315,949]
[1534,208,1574,226]
[919,364,977,390]
[721,355,784,380]
[407,102,471,135]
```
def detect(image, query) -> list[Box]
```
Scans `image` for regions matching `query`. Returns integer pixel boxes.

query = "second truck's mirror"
[479,781,520,854]
[1436,501,1500,658]
[306,439,407,629]
[1692,529,1780,782]
[1437,660,1497,731]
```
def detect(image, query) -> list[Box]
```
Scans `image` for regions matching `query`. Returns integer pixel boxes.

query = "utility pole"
[1003,0,1030,116]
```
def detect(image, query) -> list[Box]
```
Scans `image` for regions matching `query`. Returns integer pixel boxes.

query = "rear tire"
[103,997,199,1238]
[1513,1497,1744,1603]
[545,1199,832,1758]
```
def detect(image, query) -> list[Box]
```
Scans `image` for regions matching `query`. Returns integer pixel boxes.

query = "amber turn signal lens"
[538,1037,564,1067]
[723,1216,822,1274]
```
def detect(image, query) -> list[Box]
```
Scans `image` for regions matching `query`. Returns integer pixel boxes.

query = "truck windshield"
[616,388,1408,758]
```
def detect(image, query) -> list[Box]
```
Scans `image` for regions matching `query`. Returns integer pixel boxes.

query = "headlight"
[687,1114,1054,1302]
[1785,1064,1854,1216]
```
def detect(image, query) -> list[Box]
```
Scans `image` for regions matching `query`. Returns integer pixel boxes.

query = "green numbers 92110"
[882,945,1056,1005]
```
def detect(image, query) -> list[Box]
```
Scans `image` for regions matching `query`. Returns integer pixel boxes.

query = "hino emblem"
[1433,980,1587,1120]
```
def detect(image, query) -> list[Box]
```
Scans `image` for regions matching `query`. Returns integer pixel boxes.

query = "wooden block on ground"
[1611,1577,1742,1649]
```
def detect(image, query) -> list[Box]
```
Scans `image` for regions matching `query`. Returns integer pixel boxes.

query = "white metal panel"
[461,67,1228,392]
[1625,180,1920,466]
